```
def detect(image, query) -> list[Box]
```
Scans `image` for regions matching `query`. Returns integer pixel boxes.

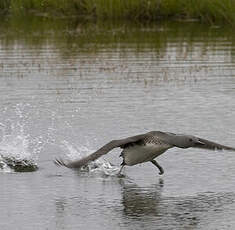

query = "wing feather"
[54,133,148,168]
[196,137,235,151]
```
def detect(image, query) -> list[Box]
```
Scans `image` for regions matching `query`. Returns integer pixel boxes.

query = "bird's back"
[121,132,173,166]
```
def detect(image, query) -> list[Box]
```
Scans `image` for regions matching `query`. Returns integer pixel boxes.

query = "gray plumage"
[54,131,235,175]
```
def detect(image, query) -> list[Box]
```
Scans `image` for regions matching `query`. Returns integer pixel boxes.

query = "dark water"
[0,17,235,229]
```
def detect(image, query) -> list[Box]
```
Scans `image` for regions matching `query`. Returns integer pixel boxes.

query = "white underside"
[122,144,171,166]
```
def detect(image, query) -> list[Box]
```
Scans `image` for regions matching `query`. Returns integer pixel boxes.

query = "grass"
[1,0,235,24]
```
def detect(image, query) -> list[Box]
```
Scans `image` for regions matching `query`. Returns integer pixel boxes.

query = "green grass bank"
[1,0,235,24]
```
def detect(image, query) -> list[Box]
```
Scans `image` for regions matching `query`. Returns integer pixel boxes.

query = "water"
[0,17,235,229]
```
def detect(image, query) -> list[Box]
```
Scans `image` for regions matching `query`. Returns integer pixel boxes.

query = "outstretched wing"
[54,133,148,168]
[195,137,235,151]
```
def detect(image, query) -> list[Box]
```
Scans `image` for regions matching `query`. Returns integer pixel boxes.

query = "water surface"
[0,17,235,230]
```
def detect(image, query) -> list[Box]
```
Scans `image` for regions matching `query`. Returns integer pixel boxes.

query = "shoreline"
[0,0,234,25]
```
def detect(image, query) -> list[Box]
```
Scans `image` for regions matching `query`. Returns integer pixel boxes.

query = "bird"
[54,131,235,175]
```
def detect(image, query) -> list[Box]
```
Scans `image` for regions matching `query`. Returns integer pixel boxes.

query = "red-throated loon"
[54,131,235,175]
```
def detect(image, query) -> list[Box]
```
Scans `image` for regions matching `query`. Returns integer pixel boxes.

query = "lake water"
[0,17,235,230]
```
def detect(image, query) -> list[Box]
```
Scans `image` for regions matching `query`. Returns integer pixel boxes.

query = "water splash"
[61,140,120,176]
[0,155,13,173]
[0,122,38,172]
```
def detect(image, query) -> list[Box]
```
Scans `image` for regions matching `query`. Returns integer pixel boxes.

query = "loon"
[54,131,235,175]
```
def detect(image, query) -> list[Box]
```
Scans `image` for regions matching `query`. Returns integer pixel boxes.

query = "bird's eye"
[189,138,193,142]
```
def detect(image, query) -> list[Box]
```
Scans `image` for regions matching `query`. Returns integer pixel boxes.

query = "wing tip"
[54,158,68,167]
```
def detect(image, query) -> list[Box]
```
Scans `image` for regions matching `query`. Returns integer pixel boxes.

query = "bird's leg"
[151,160,164,175]
[118,164,125,175]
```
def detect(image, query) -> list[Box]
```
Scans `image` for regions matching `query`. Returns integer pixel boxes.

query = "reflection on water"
[0,16,235,230]
[120,179,234,229]
[51,177,235,230]
[121,179,164,218]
